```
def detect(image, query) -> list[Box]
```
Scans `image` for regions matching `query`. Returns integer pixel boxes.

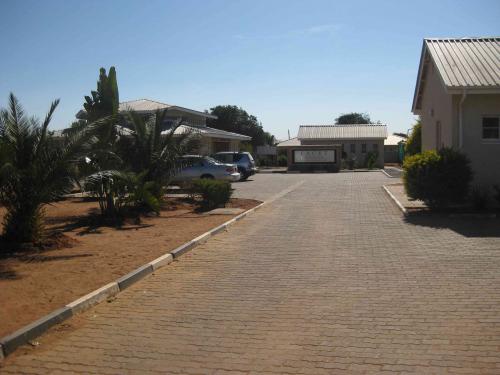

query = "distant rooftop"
[77,98,217,119]
[119,99,217,119]
[298,124,388,140]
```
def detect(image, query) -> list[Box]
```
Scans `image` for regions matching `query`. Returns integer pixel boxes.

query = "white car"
[171,155,240,183]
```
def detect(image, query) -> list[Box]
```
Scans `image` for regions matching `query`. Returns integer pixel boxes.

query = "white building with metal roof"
[77,98,251,155]
[412,37,500,186]
[277,124,387,171]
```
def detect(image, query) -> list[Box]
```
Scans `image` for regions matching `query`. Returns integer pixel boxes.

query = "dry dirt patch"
[0,197,260,338]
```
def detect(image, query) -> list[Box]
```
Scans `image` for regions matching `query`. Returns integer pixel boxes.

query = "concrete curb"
[0,180,304,361]
[380,169,402,178]
[116,264,154,290]
[382,185,409,216]
[66,282,120,314]
[380,169,393,178]
[0,307,73,356]
[149,253,173,271]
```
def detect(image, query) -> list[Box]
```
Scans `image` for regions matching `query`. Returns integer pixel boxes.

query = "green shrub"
[365,151,378,169]
[403,148,472,209]
[277,154,287,167]
[257,157,268,167]
[192,179,232,210]
[405,120,422,156]
[471,186,490,211]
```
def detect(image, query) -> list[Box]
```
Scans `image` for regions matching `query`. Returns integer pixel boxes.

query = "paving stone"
[2,173,500,374]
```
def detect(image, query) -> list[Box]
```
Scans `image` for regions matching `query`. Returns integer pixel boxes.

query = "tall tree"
[82,67,119,123]
[335,112,371,124]
[207,105,274,149]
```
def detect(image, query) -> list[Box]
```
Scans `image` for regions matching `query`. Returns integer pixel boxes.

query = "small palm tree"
[124,110,199,210]
[121,109,199,185]
[83,109,199,216]
[0,94,90,244]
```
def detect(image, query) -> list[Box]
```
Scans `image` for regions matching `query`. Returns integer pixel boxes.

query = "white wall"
[420,60,454,151]
[461,94,500,186]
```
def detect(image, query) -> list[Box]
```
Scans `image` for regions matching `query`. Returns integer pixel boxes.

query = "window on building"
[361,144,367,153]
[350,144,355,153]
[373,143,378,151]
[482,117,500,139]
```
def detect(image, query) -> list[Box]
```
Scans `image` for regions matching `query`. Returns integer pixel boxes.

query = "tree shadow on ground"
[405,215,500,238]
[48,212,154,236]
[16,253,93,263]
[0,263,19,280]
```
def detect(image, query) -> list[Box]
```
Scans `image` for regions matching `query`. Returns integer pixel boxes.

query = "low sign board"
[293,149,336,163]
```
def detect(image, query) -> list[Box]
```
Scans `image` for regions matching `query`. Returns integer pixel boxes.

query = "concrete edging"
[380,169,402,178]
[0,307,73,357]
[0,180,304,361]
[382,185,408,216]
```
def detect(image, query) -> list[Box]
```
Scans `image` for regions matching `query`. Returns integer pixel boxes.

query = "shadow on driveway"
[405,215,500,238]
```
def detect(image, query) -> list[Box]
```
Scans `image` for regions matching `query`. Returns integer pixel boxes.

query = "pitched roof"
[113,124,251,141]
[413,37,500,111]
[276,137,300,147]
[119,99,217,119]
[119,99,172,112]
[297,124,388,140]
[169,125,251,141]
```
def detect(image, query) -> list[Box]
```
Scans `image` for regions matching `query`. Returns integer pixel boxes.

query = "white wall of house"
[419,60,500,186]
[460,94,500,186]
[420,61,454,151]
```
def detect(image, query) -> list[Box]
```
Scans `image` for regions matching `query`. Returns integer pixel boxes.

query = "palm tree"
[84,109,199,215]
[120,109,199,185]
[0,93,90,244]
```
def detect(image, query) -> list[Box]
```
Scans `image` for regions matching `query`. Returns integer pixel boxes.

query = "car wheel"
[237,167,248,181]
[200,174,214,179]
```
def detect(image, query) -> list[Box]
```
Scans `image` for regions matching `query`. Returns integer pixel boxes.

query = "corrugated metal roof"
[164,125,251,141]
[119,99,173,112]
[297,125,387,140]
[119,99,217,119]
[425,38,500,89]
[276,138,301,147]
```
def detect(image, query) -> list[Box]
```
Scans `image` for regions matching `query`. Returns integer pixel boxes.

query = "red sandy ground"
[0,197,260,338]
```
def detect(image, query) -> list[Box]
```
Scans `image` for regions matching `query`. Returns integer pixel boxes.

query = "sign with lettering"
[293,150,336,163]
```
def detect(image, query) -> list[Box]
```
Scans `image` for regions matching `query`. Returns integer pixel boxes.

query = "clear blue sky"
[1,0,499,139]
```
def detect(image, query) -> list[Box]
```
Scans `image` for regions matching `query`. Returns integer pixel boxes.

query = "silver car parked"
[212,152,257,181]
[171,155,240,184]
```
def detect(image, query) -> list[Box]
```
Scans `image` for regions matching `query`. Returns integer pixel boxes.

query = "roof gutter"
[458,89,467,149]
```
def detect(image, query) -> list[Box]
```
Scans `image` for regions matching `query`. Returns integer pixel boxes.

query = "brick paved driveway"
[3,172,500,374]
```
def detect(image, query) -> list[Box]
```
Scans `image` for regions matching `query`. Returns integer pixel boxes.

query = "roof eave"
[169,106,217,119]
[411,41,429,113]
[204,134,251,141]
[446,87,500,94]
[298,137,387,141]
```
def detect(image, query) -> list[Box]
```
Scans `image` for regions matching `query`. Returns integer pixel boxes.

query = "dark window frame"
[482,116,500,140]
